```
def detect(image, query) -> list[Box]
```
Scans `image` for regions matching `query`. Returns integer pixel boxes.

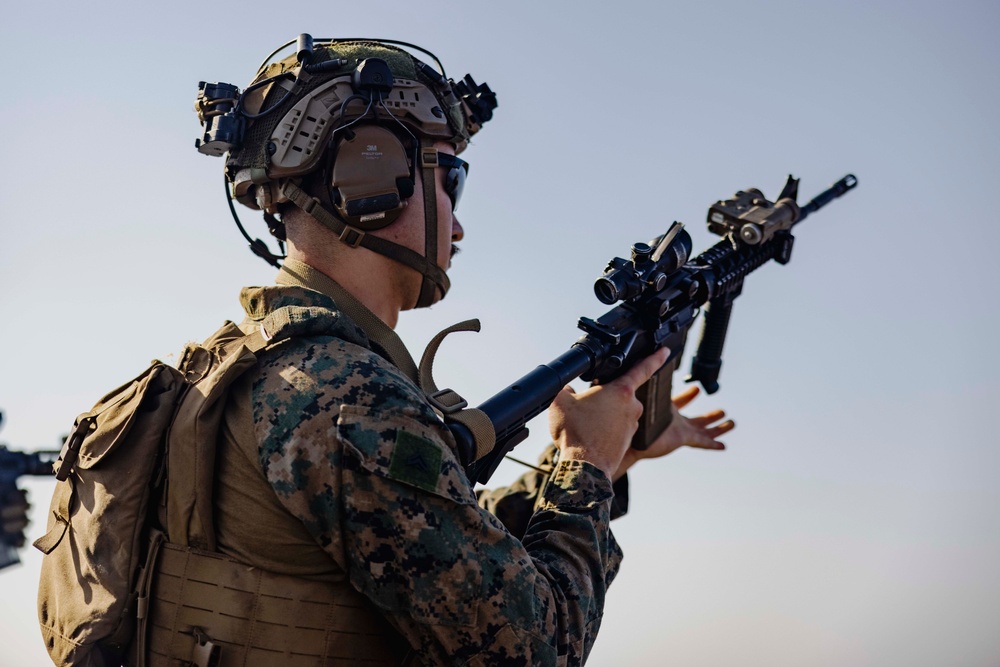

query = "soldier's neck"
[284,246,408,329]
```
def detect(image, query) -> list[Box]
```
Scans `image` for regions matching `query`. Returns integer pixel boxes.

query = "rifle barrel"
[797,174,857,224]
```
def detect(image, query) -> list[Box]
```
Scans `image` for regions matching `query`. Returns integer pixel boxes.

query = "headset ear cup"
[330,125,412,230]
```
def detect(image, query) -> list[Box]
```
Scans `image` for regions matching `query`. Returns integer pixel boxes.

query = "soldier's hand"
[613,385,734,480]
[549,347,670,479]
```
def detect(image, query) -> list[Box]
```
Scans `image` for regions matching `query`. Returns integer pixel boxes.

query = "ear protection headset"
[329,124,414,230]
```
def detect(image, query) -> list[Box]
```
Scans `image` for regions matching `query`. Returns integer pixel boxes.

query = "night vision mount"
[194,82,243,157]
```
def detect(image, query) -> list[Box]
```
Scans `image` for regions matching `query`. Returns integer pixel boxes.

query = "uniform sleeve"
[475,448,553,539]
[251,338,623,666]
[477,446,629,540]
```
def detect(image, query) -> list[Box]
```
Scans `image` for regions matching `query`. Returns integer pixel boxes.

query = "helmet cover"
[222,40,492,211]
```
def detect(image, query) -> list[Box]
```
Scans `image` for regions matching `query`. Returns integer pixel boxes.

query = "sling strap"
[417,319,496,464]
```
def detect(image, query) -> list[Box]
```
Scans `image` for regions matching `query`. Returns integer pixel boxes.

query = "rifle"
[454,174,858,484]
[0,411,59,570]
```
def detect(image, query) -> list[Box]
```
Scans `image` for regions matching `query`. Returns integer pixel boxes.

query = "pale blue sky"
[1,1,998,665]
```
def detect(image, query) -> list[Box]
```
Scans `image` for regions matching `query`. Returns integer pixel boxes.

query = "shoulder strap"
[166,309,348,550]
[166,331,261,550]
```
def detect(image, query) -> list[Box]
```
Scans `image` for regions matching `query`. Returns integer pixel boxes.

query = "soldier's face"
[432,142,464,272]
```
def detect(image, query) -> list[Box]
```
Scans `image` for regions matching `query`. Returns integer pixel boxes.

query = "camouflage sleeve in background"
[477,446,630,540]
[251,336,623,666]
[475,448,553,540]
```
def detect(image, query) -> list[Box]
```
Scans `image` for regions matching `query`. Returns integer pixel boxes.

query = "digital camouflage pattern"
[234,275,625,666]
[475,447,629,541]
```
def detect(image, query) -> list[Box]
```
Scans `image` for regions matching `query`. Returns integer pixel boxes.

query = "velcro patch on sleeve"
[388,430,443,492]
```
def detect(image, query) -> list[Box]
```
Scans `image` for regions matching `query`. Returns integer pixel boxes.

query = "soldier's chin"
[403,278,448,311]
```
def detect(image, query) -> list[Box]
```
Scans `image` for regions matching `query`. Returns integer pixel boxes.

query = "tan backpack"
[33,315,296,666]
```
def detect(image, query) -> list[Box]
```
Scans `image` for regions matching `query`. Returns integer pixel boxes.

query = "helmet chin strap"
[416,139,442,309]
[278,165,450,309]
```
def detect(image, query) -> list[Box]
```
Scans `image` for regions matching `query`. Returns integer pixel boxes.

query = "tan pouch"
[34,363,186,666]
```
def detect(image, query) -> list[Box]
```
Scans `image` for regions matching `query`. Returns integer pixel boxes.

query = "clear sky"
[1,1,998,665]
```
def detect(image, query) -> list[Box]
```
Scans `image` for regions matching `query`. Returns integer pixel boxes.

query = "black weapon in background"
[0,411,59,570]
[456,174,858,484]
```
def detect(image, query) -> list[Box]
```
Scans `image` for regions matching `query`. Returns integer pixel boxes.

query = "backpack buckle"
[191,627,220,667]
[54,416,96,481]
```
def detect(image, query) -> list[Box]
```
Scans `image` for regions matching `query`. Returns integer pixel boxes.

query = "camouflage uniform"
[215,259,625,665]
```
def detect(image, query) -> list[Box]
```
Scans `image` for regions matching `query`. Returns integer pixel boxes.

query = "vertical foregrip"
[688,298,732,394]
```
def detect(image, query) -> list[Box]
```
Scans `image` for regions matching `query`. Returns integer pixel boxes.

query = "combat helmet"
[194,34,497,307]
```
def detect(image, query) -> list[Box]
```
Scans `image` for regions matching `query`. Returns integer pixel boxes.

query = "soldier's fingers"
[689,439,727,450]
[616,348,670,392]
[706,420,735,437]
[689,410,726,427]
[671,386,700,409]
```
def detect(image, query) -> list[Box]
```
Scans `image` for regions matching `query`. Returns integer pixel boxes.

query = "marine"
[78,35,735,666]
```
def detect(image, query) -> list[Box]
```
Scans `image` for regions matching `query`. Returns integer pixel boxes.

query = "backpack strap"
[166,334,262,551]
[167,301,378,550]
